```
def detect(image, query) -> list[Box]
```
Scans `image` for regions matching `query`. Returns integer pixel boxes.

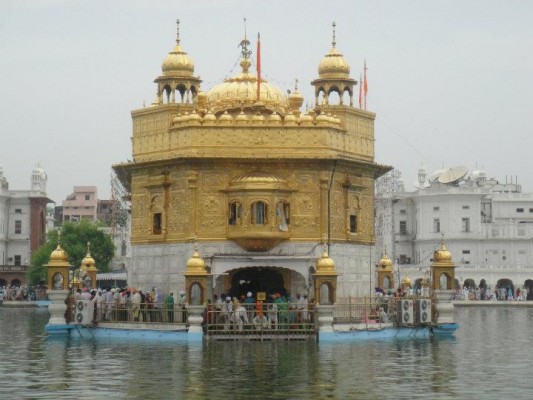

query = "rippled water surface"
[1,306,533,399]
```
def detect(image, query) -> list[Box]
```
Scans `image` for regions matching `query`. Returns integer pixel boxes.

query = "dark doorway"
[229,267,285,299]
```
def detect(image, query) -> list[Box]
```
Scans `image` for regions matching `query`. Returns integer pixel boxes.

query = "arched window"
[190,283,202,305]
[228,202,242,226]
[52,273,64,290]
[276,201,290,231]
[251,201,267,225]
[439,273,449,290]
[319,283,331,305]
[383,276,391,289]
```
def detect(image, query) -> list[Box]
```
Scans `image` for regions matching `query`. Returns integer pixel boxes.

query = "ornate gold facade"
[114,22,390,257]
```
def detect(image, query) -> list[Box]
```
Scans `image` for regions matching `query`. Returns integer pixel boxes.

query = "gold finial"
[176,19,181,44]
[86,241,91,255]
[332,21,336,47]
[57,229,62,245]
[294,78,299,92]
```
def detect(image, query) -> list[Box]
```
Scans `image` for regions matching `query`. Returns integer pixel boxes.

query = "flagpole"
[257,32,261,101]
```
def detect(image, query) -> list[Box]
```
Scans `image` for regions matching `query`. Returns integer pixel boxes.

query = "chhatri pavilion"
[113,21,390,303]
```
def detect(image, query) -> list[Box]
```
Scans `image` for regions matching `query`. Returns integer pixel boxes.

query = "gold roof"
[207,36,288,115]
[434,240,452,263]
[379,253,393,270]
[185,246,207,275]
[316,251,336,272]
[229,172,288,190]
[49,244,69,263]
[161,20,195,77]
[318,23,350,79]
[80,242,96,270]
[401,277,412,287]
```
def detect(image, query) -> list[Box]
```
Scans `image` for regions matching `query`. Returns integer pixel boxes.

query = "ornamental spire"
[176,19,181,45]
[332,21,336,47]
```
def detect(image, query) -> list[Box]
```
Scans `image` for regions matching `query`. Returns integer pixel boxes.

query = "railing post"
[186,304,205,342]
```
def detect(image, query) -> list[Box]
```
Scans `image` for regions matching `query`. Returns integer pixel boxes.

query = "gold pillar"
[45,243,72,291]
[376,251,395,291]
[431,239,456,291]
[312,246,339,305]
[183,244,208,305]
[80,242,98,289]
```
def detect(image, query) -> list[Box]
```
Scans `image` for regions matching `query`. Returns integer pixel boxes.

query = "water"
[1,306,533,399]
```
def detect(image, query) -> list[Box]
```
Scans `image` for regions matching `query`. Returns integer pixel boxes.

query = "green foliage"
[27,220,116,285]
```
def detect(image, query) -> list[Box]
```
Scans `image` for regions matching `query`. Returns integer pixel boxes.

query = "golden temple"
[113,20,391,301]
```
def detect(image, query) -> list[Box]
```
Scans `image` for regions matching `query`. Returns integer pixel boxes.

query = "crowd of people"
[0,284,47,302]
[205,292,315,332]
[67,287,188,324]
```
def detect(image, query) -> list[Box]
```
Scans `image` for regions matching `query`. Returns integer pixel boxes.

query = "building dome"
[49,244,69,263]
[316,251,336,272]
[207,37,288,114]
[318,46,351,79]
[401,277,412,287]
[434,241,452,263]
[186,250,207,274]
[80,243,96,270]
[379,253,393,269]
[161,43,195,77]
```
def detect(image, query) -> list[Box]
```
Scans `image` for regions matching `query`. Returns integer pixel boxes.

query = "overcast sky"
[1,0,532,203]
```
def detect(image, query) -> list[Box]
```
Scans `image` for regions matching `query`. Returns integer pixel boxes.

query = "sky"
[1,0,532,203]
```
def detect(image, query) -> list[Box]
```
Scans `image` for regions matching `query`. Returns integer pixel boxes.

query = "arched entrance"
[10,279,21,287]
[229,267,286,299]
[463,279,476,289]
[496,278,514,299]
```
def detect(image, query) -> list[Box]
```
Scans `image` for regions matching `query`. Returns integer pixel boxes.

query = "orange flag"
[358,72,362,109]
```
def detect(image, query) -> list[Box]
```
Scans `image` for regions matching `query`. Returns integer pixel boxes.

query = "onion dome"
[161,21,195,77]
[284,112,297,126]
[288,79,304,112]
[187,109,202,124]
[185,246,207,275]
[49,244,69,264]
[235,110,249,125]
[251,112,265,125]
[316,250,336,272]
[207,36,288,114]
[318,47,351,79]
[401,277,412,287]
[267,111,282,125]
[434,240,452,263]
[316,112,329,125]
[218,111,233,124]
[203,110,216,125]
[317,22,350,79]
[80,242,96,270]
[379,253,393,270]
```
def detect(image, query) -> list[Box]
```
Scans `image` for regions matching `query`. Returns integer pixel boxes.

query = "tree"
[27,219,115,285]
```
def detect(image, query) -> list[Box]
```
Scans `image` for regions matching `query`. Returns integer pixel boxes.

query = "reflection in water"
[2,307,533,398]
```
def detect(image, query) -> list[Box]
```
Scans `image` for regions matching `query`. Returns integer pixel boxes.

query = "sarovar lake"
[1,306,532,399]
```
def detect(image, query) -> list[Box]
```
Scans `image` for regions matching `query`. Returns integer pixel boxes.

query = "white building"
[0,165,52,286]
[376,167,533,290]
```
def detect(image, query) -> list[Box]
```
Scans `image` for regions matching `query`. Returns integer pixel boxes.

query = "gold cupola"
[45,232,72,291]
[311,22,356,107]
[312,244,339,305]
[431,237,456,291]
[80,242,97,289]
[206,34,289,115]
[80,242,96,271]
[378,252,394,271]
[185,247,207,275]
[288,79,304,116]
[154,20,202,105]
[184,242,209,306]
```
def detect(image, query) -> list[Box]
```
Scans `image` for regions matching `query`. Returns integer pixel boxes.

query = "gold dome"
[207,38,288,114]
[81,243,96,270]
[434,240,452,263]
[49,244,69,263]
[316,251,336,272]
[317,22,351,79]
[161,21,195,77]
[162,44,195,77]
[401,277,412,287]
[379,253,393,270]
[318,46,351,79]
[185,248,207,275]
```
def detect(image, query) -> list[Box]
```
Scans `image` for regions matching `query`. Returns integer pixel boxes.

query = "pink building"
[62,186,98,222]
